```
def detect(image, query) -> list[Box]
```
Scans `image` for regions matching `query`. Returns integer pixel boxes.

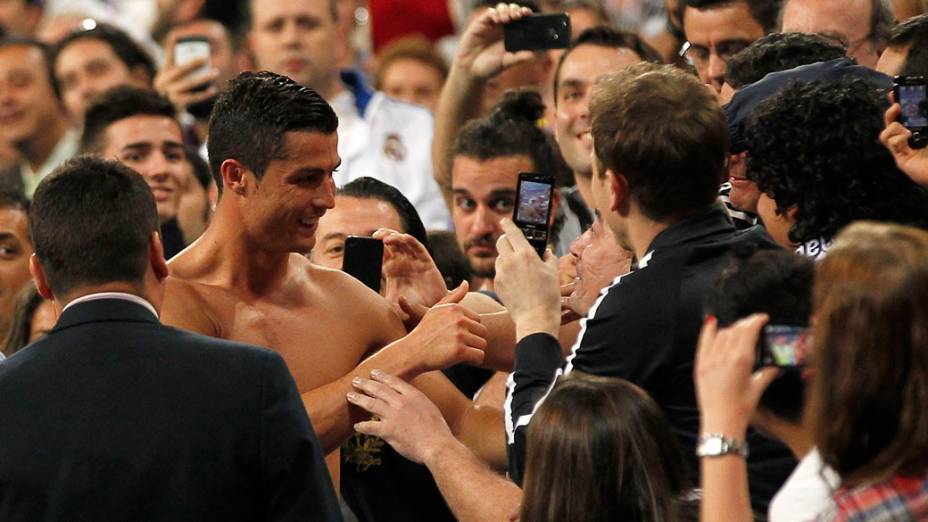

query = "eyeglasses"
[679,39,753,66]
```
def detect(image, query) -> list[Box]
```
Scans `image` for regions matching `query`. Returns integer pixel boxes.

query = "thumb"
[748,367,780,406]
[399,295,428,319]
[436,280,469,305]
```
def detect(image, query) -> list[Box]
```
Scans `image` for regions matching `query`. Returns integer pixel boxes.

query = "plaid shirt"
[819,474,928,521]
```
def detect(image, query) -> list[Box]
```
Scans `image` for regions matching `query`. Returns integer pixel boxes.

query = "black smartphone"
[341,236,383,293]
[503,13,571,52]
[513,172,555,257]
[756,325,812,368]
[894,75,928,149]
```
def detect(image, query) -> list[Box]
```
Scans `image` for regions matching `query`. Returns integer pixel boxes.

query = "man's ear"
[220,159,249,196]
[606,168,629,213]
[783,205,799,224]
[29,254,53,300]
[149,231,169,282]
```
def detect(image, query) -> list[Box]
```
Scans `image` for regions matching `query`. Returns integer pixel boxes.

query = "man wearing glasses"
[680,0,779,92]
[780,0,895,70]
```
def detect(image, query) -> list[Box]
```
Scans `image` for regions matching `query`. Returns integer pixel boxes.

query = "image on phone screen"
[898,84,928,129]
[516,180,552,225]
[760,325,812,367]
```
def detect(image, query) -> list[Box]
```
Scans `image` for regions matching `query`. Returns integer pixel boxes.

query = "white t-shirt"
[769,448,840,522]
[330,84,451,231]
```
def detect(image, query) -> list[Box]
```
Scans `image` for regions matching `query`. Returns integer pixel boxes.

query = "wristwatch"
[696,433,749,458]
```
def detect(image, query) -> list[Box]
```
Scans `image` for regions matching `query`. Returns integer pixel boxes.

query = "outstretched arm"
[350,371,522,522]
[432,3,535,205]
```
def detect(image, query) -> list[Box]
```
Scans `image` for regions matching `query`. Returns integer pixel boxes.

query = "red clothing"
[822,473,928,521]
[369,0,454,52]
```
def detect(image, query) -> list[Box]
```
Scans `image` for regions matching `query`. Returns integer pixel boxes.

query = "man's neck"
[21,114,68,172]
[625,209,671,262]
[319,73,345,103]
[195,202,293,297]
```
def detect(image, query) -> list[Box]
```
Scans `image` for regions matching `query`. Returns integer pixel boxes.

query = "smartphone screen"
[513,173,555,257]
[503,13,571,52]
[897,83,928,130]
[174,36,211,80]
[757,325,812,368]
[341,236,384,293]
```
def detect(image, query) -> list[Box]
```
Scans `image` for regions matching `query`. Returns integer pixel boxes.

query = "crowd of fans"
[1,0,928,520]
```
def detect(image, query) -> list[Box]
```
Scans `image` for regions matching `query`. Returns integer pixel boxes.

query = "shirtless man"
[161,72,502,484]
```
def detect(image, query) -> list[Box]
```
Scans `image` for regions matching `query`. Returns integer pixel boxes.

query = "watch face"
[703,438,724,455]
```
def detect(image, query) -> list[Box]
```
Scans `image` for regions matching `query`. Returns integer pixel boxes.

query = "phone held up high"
[755,325,812,369]
[341,236,384,293]
[894,75,928,149]
[174,36,211,88]
[503,13,571,52]
[513,172,555,258]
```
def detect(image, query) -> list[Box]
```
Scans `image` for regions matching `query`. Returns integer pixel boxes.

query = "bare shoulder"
[301,257,406,341]
[161,275,221,337]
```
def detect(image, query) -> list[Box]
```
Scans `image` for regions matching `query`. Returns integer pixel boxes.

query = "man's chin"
[468,259,496,280]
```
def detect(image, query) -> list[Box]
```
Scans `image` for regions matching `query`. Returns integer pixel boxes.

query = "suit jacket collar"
[52,298,159,334]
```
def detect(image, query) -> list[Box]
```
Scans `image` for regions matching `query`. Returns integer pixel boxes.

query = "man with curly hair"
[746,77,928,259]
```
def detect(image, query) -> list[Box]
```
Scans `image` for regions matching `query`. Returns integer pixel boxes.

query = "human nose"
[314,177,336,210]
[707,52,726,91]
[470,205,497,237]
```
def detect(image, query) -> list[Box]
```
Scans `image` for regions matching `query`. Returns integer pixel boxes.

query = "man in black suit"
[0,156,342,521]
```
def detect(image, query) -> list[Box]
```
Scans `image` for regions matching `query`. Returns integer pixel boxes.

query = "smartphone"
[174,36,211,87]
[341,236,384,293]
[503,13,571,52]
[514,172,555,257]
[756,325,812,368]
[894,75,928,149]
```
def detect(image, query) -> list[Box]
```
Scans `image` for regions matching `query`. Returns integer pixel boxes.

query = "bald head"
[779,0,894,69]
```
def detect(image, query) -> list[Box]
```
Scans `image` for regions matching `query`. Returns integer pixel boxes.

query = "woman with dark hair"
[2,284,55,358]
[522,373,696,522]
[696,221,928,521]
[347,370,696,521]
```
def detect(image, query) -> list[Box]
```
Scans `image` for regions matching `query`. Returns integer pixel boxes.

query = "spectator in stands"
[680,0,780,92]
[0,185,32,344]
[779,0,894,69]
[156,17,246,151]
[52,23,155,125]
[745,77,928,257]
[1,283,54,358]
[719,32,847,227]
[247,0,451,230]
[0,0,42,37]
[373,37,447,113]
[876,13,928,76]
[697,222,928,521]
[448,90,561,293]
[81,86,190,258]
[0,38,78,198]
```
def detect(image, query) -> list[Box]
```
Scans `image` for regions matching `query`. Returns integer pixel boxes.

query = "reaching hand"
[399,282,487,372]
[154,45,219,113]
[455,3,537,81]
[880,102,928,187]
[560,281,583,324]
[494,219,561,341]
[348,370,455,465]
[375,228,448,329]
[694,314,779,439]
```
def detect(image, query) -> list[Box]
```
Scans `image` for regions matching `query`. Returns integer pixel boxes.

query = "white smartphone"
[174,36,211,82]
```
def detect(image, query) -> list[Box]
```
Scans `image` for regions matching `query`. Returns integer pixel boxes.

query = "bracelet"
[696,433,749,458]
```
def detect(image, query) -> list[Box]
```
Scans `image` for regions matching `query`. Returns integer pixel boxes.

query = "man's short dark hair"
[80,86,178,153]
[706,247,813,422]
[888,13,928,77]
[338,176,430,249]
[746,78,928,244]
[52,23,156,86]
[724,32,847,89]
[0,37,60,100]
[684,0,783,33]
[30,156,159,296]
[0,179,29,214]
[591,63,728,222]
[208,71,338,194]
[452,90,560,180]
[473,0,538,10]
[552,26,662,103]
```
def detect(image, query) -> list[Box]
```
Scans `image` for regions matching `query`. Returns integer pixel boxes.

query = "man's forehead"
[104,115,184,148]
[250,0,331,22]
[781,0,870,38]
[0,44,44,67]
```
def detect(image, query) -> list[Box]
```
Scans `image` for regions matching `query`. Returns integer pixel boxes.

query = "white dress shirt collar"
[62,292,158,319]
